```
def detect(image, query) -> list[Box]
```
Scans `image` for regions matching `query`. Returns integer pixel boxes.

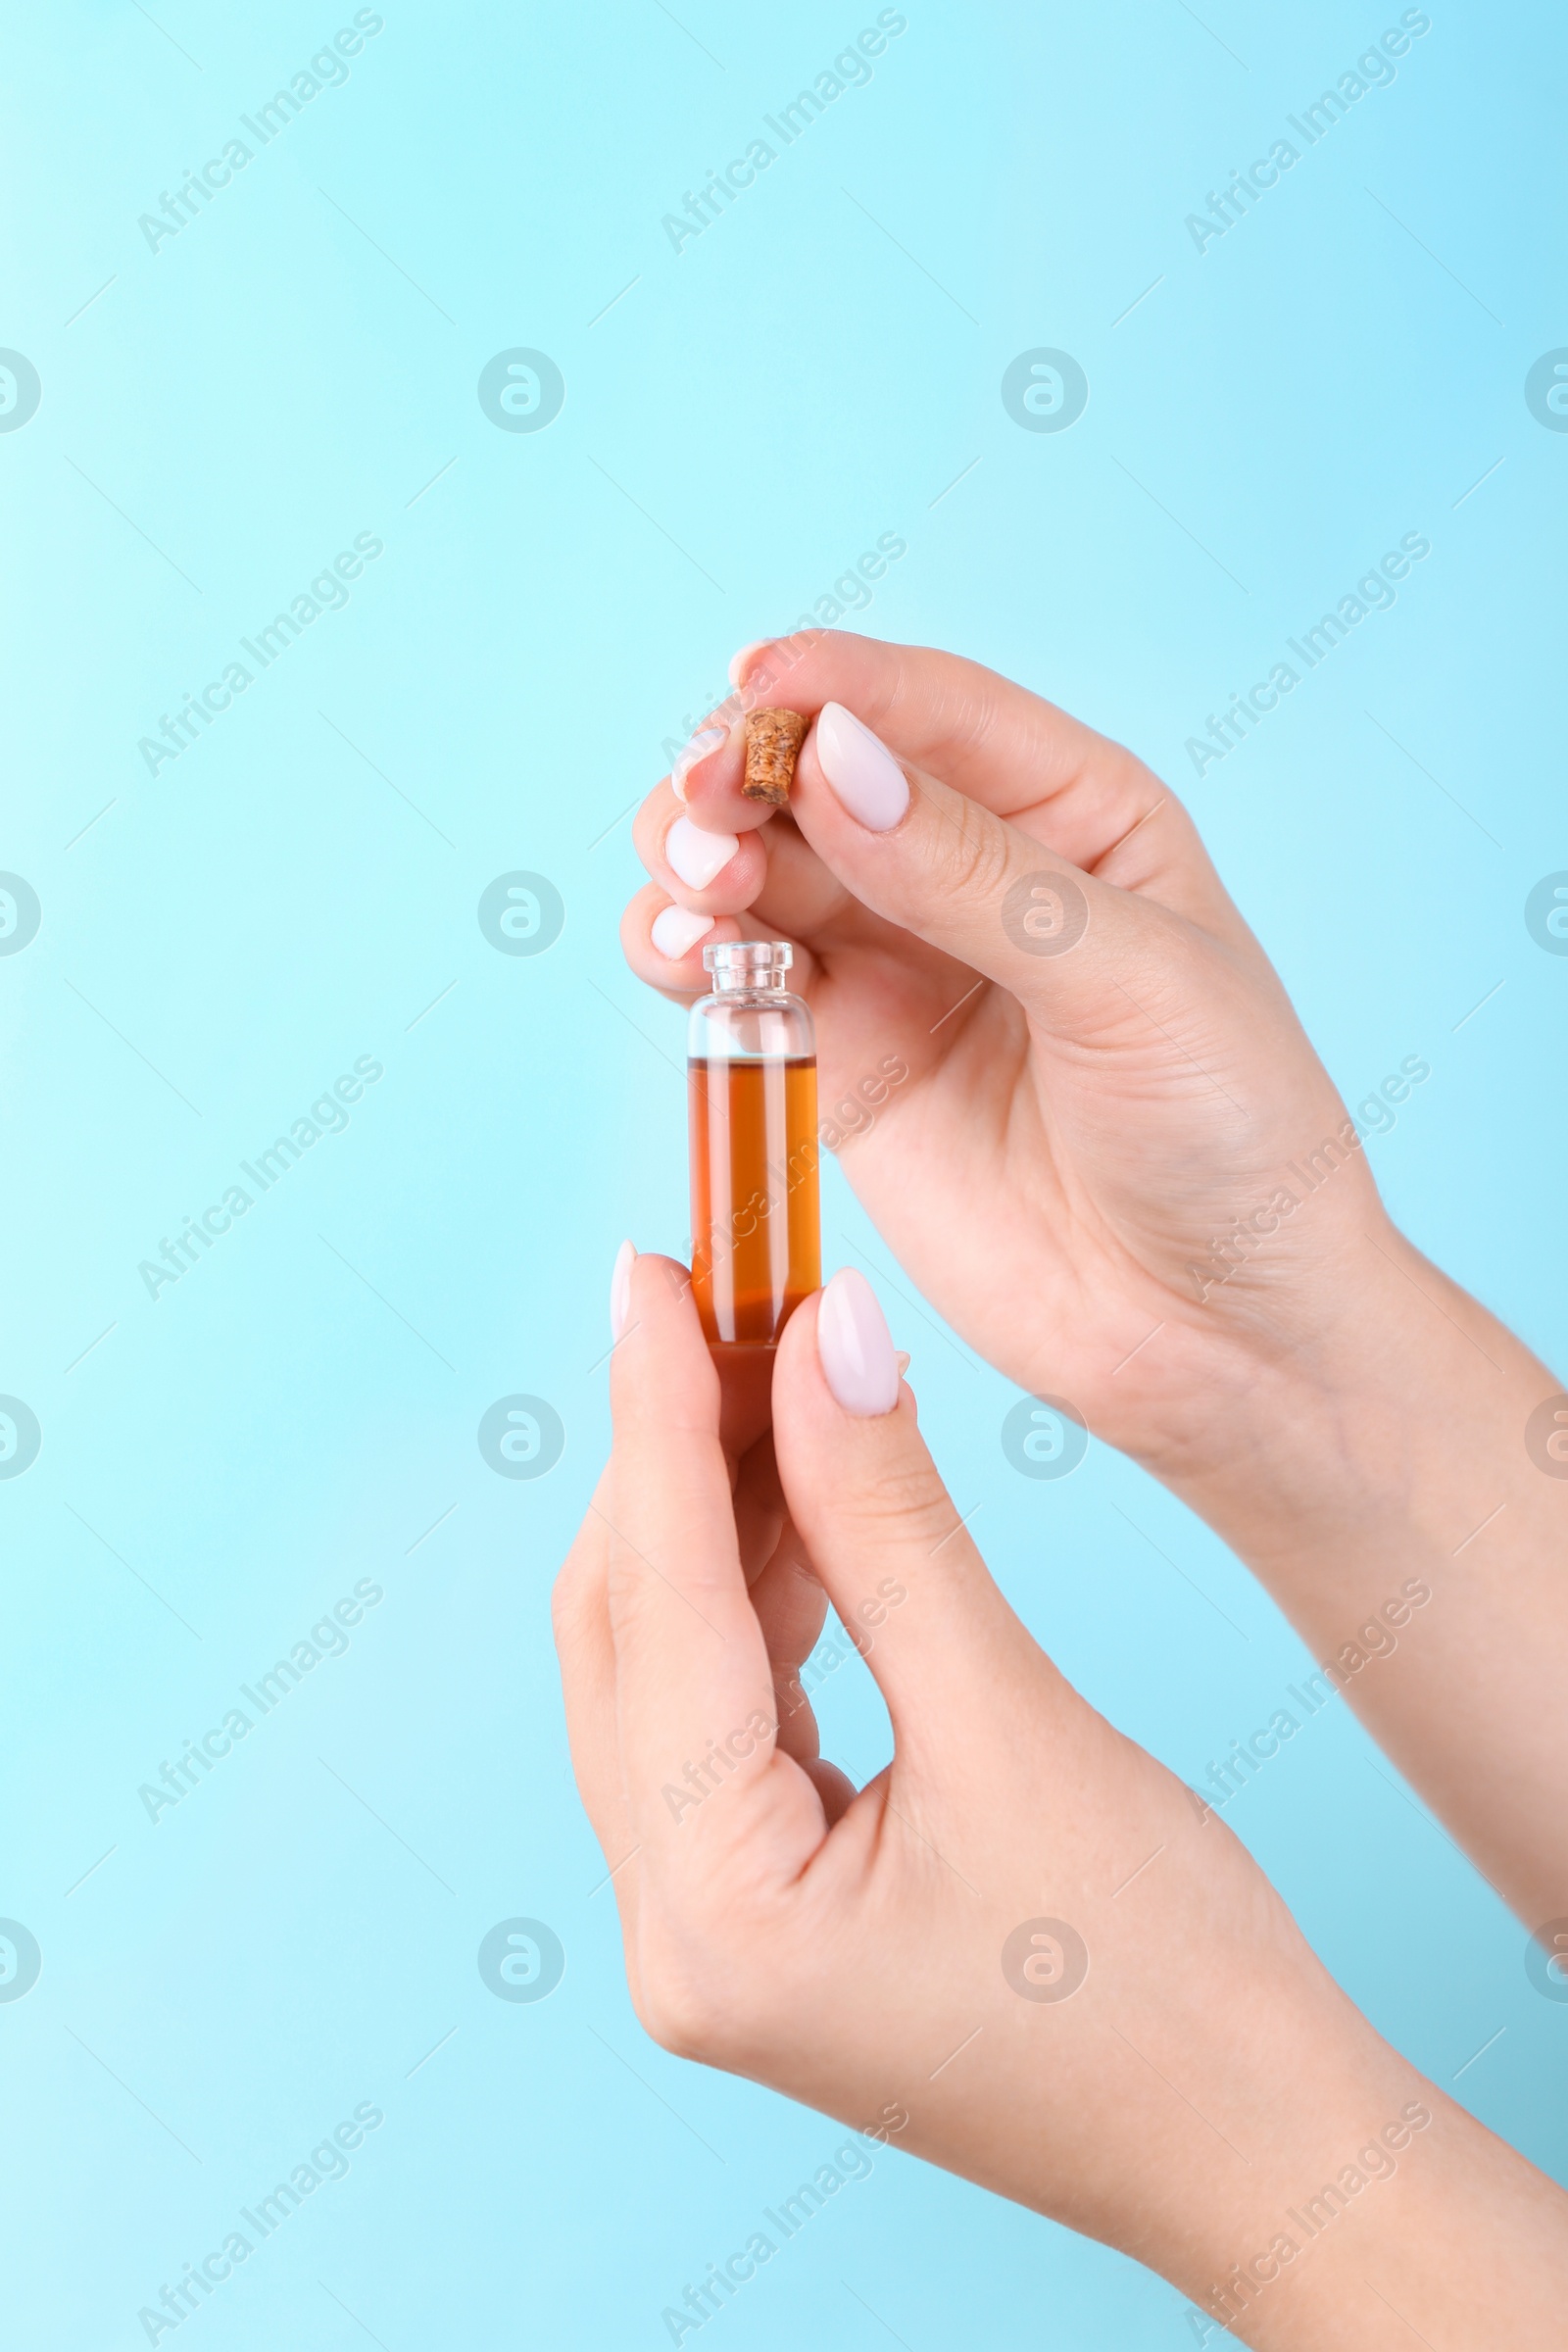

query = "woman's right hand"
[620,628,1381,1489]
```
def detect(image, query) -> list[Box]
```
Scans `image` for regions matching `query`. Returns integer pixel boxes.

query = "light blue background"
[2,2,1564,2344]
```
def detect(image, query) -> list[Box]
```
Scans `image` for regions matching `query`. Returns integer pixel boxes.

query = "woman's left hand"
[553,1255,1565,2345]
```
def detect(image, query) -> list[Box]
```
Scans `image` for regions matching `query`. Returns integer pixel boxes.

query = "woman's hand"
[622,629,1376,1486]
[553,1256,1568,2345]
[619,632,1568,1933]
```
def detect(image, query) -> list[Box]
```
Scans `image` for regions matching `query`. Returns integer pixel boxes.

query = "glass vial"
[688,941,820,1349]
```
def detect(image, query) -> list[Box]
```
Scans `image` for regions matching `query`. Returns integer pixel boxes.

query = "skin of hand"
[622,631,1568,1930]
[553,1255,1568,2348]
[631,628,1373,1470]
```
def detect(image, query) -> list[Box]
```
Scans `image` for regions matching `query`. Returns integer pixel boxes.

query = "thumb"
[789,701,1193,1038]
[770,1270,1034,1738]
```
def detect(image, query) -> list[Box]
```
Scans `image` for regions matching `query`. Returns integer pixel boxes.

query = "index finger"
[670,627,1159,875]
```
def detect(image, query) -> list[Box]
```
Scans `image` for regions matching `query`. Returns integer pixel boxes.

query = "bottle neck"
[705,942,794,993]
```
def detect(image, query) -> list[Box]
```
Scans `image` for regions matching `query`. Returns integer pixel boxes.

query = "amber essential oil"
[687,942,820,1348]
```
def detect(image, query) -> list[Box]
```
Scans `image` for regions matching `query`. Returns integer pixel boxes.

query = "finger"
[621,849,980,1142]
[770,1272,1038,1738]
[801,1756,857,1826]
[668,717,776,838]
[604,1254,804,1861]
[746,1516,831,1765]
[627,760,974,1011]
[620,832,849,1007]
[632,783,769,914]
[729,628,1216,894]
[552,1471,638,1894]
[787,705,1204,1053]
[619,883,746,1001]
[724,1431,832,1771]
[732,1429,787,1591]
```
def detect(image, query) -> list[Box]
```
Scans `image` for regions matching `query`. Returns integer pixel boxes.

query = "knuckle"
[841,1446,956,1548]
[632,1946,750,2069]
[929,792,1013,906]
[632,1887,798,2069]
[633,1973,714,2063]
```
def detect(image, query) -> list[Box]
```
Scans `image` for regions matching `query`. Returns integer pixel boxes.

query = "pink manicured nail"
[816,1268,900,1416]
[665,813,739,891]
[651,906,714,961]
[671,725,727,802]
[815,704,909,832]
[728,639,773,688]
[611,1239,635,1342]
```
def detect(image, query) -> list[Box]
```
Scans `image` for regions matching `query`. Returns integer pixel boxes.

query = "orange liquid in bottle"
[689,1055,820,1346]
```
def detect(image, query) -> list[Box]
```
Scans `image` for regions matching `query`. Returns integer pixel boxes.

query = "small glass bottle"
[688,942,820,1350]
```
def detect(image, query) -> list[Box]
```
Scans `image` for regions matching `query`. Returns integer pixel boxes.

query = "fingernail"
[815,703,909,832]
[611,1239,635,1342]
[665,813,739,891]
[651,905,714,961]
[671,724,727,802]
[728,639,772,688]
[817,1267,900,1417]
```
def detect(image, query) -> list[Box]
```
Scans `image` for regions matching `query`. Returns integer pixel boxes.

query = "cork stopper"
[743,708,808,807]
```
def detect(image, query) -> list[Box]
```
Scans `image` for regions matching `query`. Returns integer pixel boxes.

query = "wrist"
[1193,2086,1568,2349]
[1163,1221,1568,1925]
[1147,1220,1502,1570]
